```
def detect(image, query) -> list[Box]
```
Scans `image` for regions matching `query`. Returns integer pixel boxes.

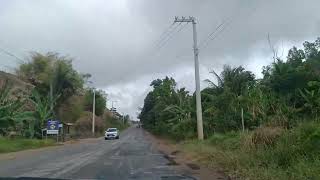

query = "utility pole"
[92,88,96,135]
[49,62,56,117]
[87,81,96,136]
[50,81,53,113]
[174,16,204,140]
[111,100,117,117]
[241,108,244,132]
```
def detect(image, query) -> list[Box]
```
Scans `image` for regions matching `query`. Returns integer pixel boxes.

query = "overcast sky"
[0,0,319,120]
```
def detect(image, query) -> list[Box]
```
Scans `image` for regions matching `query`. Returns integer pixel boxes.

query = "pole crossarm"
[174,16,195,23]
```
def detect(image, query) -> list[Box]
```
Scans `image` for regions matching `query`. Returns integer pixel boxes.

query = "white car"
[105,128,119,140]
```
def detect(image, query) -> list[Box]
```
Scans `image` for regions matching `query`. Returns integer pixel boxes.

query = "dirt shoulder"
[144,130,229,180]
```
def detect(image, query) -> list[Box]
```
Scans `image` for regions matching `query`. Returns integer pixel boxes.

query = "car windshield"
[107,128,117,132]
[1,1,319,180]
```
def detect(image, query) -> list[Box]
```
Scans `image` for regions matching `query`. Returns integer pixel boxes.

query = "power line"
[199,20,232,50]
[198,4,258,51]
[173,20,230,59]
[0,47,25,63]
[154,22,182,49]
[198,18,230,48]
[142,22,182,59]
[144,22,189,59]
[155,22,189,51]
[153,22,177,48]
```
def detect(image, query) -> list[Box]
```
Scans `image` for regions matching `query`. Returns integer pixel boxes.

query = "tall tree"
[16,52,85,116]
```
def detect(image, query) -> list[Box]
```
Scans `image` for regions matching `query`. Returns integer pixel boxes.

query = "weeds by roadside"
[0,137,55,153]
[181,121,320,180]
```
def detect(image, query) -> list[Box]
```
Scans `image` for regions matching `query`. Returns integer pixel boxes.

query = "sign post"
[47,120,59,142]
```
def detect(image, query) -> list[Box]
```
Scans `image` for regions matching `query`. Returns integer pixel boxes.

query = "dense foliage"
[139,77,196,139]
[1,52,130,139]
[139,37,320,139]
[84,89,107,116]
[16,52,85,111]
[0,81,34,137]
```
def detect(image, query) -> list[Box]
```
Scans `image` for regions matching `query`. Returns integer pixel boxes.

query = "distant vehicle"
[105,128,119,140]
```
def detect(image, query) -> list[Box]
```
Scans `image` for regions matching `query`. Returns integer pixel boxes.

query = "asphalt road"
[0,127,196,180]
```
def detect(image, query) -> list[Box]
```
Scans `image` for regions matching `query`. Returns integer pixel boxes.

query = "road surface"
[0,127,196,180]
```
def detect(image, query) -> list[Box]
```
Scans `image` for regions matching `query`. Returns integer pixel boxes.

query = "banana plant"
[0,81,34,136]
[29,91,53,127]
[299,81,320,120]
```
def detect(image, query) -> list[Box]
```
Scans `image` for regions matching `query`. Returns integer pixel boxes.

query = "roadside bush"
[265,121,320,168]
[181,121,320,180]
[0,137,55,153]
[208,132,240,150]
[104,112,129,131]
[252,126,283,147]
[58,95,85,123]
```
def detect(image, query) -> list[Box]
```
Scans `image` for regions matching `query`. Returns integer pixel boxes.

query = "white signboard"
[47,130,59,134]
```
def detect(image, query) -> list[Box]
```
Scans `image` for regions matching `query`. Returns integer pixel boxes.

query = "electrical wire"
[198,18,231,49]
[155,22,189,51]
[153,22,177,48]
[199,20,232,50]
[0,47,25,63]
[198,4,258,51]
[154,22,182,49]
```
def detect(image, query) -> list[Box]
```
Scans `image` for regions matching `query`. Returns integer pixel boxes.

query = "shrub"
[58,95,85,123]
[252,126,283,147]
[181,121,320,179]
[74,111,105,137]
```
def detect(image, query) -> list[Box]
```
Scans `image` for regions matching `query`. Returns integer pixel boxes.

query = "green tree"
[139,77,181,134]
[16,52,85,117]
[203,65,255,132]
[84,89,107,116]
[163,88,195,139]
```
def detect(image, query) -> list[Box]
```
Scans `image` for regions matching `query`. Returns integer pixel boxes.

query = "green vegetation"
[17,52,85,109]
[182,121,320,179]
[0,52,130,146]
[0,80,34,137]
[139,37,320,178]
[105,116,130,131]
[0,137,55,153]
[84,89,107,116]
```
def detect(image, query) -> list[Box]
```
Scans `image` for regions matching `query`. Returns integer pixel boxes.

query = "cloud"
[0,0,319,119]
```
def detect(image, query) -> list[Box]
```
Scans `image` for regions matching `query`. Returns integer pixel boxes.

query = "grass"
[0,137,56,153]
[180,121,320,180]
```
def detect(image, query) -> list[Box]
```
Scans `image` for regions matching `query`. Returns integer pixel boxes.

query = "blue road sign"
[47,120,59,134]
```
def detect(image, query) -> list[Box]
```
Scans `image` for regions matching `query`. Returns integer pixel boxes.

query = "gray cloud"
[0,0,319,119]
